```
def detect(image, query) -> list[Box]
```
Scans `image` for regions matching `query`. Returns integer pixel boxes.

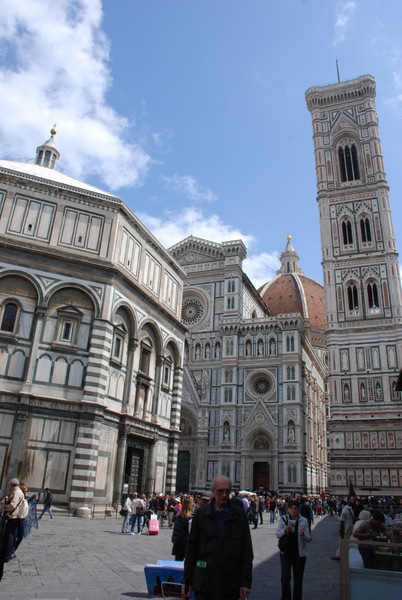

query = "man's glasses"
[216,489,231,494]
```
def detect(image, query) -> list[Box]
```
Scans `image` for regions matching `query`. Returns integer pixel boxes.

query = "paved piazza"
[1,513,340,599]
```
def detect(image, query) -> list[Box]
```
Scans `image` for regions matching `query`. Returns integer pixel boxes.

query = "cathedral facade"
[0,133,186,507]
[306,75,402,495]
[170,235,328,494]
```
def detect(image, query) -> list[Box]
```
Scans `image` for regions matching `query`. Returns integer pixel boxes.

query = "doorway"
[125,447,144,494]
[253,462,269,490]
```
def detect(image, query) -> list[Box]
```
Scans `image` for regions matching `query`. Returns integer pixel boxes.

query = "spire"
[276,234,304,275]
[35,126,60,169]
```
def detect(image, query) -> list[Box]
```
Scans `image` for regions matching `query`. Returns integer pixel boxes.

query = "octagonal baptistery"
[259,237,326,346]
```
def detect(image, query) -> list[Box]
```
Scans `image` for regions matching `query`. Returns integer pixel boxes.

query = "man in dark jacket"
[182,476,253,600]
[38,488,53,520]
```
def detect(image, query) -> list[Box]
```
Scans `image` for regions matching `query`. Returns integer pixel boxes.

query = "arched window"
[367,282,379,311]
[1,303,18,333]
[286,365,295,380]
[224,388,233,403]
[339,143,360,182]
[287,465,297,483]
[342,220,353,245]
[287,385,296,401]
[347,284,359,311]
[227,297,235,309]
[360,218,372,243]
[225,339,234,356]
[286,336,295,352]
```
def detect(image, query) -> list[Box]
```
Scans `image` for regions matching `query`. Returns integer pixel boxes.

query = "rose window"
[182,298,204,325]
[253,376,271,395]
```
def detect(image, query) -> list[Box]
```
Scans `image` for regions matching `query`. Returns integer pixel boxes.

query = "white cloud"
[334,1,358,45]
[161,174,217,203]
[0,0,150,190]
[243,252,280,289]
[137,206,279,288]
[138,206,253,248]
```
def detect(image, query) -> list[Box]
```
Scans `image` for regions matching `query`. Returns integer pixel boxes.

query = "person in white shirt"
[121,493,134,534]
[130,493,145,535]
[331,500,355,560]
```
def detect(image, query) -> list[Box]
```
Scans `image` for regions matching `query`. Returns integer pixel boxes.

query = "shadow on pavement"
[251,516,340,600]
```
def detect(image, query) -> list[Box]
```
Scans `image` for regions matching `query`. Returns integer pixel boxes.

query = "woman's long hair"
[178,496,194,518]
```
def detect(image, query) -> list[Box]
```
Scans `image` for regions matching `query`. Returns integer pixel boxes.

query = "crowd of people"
[1,476,401,598]
[117,485,402,600]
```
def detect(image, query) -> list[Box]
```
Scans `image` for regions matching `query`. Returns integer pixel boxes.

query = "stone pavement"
[1,511,341,599]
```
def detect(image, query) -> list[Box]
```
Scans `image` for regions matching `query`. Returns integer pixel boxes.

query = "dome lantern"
[35,126,60,169]
[277,234,304,275]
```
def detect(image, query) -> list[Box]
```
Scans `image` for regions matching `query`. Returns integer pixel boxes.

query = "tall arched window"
[339,144,360,182]
[287,465,296,483]
[367,282,379,310]
[287,385,296,401]
[286,336,295,352]
[360,217,372,243]
[347,284,359,311]
[1,303,18,333]
[342,220,353,245]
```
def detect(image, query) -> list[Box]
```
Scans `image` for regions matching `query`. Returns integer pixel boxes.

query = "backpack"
[19,498,29,519]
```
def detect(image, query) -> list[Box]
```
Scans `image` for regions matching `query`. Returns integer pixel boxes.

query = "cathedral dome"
[259,236,326,330]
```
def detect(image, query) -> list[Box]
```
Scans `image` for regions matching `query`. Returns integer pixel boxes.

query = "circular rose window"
[182,298,204,326]
[246,370,275,400]
[253,376,271,395]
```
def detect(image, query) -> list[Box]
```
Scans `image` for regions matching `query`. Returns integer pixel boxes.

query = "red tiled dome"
[260,273,326,330]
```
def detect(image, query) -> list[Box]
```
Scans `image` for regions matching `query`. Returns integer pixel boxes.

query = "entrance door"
[176,451,190,492]
[253,462,269,490]
[125,447,144,494]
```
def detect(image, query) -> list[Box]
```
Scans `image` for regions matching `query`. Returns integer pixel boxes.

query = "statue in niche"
[343,383,350,401]
[258,340,264,355]
[195,345,201,360]
[287,423,295,443]
[270,339,276,355]
[360,383,366,400]
[392,381,398,400]
[376,382,382,399]
[215,344,221,358]
[246,340,251,356]
[205,344,210,359]
[223,423,230,443]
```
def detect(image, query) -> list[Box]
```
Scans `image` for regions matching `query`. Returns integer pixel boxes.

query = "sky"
[1,0,402,288]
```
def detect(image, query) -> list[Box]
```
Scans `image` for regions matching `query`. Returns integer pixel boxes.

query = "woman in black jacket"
[171,496,194,561]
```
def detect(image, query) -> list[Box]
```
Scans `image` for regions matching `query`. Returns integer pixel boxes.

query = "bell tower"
[306,75,402,495]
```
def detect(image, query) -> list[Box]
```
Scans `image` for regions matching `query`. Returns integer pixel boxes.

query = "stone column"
[112,425,129,504]
[69,417,100,508]
[145,439,157,495]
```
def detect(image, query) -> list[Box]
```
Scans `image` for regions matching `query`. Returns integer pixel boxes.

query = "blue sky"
[1,0,402,287]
